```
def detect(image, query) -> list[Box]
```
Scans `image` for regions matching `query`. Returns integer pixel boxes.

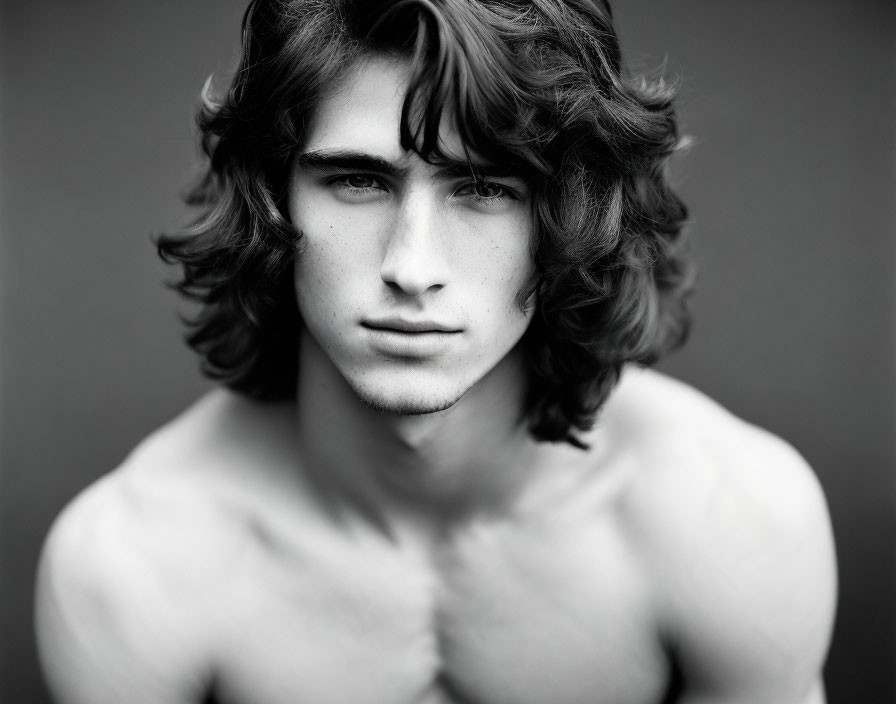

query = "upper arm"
[640,431,837,703]
[35,477,214,704]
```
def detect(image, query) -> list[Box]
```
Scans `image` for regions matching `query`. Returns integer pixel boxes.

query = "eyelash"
[328,174,385,192]
[325,175,518,204]
[457,181,517,204]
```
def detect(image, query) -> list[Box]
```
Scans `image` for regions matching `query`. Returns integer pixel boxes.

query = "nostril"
[380,252,446,296]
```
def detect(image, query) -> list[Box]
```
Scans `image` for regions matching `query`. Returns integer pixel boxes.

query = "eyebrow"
[296,149,519,181]
[297,150,405,178]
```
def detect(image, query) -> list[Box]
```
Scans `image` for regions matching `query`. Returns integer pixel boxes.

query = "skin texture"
[289,57,535,418]
[35,57,837,704]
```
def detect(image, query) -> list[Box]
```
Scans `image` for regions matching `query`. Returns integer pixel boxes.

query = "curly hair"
[157,0,694,447]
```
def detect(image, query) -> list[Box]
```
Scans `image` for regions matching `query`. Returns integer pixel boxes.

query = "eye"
[325,173,388,203]
[472,181,506,199]
[330,174,384,190]
[454,180,517,203]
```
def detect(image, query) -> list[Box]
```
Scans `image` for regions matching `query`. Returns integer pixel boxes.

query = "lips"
[361,318,461,357]
[361,318,461,334]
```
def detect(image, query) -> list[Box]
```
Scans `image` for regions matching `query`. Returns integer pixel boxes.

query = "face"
[287,55,535,415]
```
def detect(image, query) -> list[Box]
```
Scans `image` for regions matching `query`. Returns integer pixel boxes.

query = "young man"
[35,1,836,703]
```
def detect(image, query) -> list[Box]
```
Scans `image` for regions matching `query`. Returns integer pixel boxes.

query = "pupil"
[477,182,498,197]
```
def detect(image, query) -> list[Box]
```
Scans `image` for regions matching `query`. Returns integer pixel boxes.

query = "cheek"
[454,237,535,354]
[293,212,378,304]
[466,225,535,312]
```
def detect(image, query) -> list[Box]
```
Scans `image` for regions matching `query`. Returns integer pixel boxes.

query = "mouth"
[361,319,462,334]
[361,319,462,357]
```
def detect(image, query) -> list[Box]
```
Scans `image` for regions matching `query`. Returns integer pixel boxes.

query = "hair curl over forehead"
[157,0,694,446]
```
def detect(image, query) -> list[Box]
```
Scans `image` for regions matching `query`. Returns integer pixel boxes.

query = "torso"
[94,369,765,704]
[208,477,671,704]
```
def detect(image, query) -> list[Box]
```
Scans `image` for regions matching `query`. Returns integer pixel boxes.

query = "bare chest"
[211,514,671,704]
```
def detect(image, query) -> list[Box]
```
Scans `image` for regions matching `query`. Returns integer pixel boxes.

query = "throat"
[295,330,539,522]
[429,671,479,704]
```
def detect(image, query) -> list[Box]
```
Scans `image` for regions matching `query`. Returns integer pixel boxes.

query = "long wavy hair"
[157,0,695,447]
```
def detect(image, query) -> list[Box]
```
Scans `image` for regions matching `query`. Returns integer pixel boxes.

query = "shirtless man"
[35,1,836,703]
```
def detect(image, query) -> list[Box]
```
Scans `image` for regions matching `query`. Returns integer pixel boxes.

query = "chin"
[361,396,459,416]
[346,373,468,417]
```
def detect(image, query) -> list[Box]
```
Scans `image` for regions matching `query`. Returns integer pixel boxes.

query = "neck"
[294,331,540,528]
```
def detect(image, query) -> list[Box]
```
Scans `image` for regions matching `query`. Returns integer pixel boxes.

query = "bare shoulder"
[35,453,218,703]
[602,368,834,550]
[603,367,831,521]
[39,389,302,592]
[35,390,300,703]
[40,390,261,574]
[599,367,836,701]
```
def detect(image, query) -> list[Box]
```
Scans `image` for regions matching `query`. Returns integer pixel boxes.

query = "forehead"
[301,55,468,164]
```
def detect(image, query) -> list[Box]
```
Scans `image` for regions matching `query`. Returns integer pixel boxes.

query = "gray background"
[1,1,893,702]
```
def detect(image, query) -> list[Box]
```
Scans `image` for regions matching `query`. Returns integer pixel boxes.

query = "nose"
[380,188,449,296]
